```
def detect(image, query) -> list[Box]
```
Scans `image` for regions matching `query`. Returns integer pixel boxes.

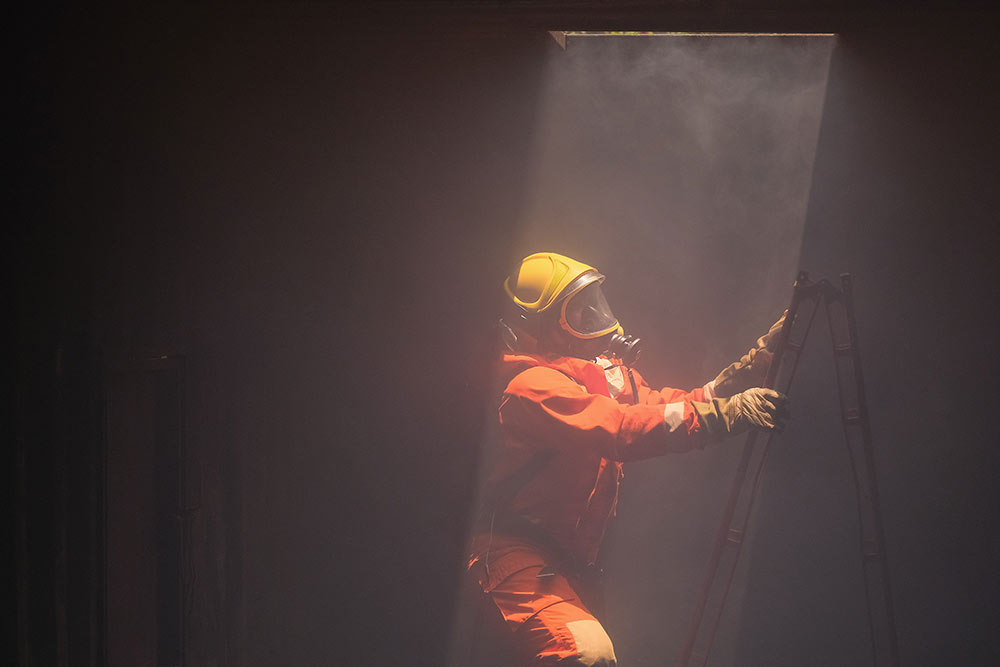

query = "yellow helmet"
[500,252,624,355]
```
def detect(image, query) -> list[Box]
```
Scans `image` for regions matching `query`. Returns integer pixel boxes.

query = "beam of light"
[449,31,836,667]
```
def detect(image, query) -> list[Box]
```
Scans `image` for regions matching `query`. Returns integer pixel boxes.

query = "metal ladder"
[676,271,900,667]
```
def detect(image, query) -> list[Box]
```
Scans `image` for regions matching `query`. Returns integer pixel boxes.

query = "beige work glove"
[692,387,789,439]
[711,311,787,398]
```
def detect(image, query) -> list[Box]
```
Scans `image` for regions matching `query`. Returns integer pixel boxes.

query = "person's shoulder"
[505,365,583,397]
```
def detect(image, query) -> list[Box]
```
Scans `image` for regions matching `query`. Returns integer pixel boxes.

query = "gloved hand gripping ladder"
[676,272,901,667]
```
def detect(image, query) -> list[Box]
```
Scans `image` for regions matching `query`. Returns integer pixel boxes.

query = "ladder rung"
[841,407,861,421]
[863,539,881,559]
[726,528,744,545]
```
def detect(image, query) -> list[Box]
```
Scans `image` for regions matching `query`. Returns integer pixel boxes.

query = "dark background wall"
[13,4,999,666]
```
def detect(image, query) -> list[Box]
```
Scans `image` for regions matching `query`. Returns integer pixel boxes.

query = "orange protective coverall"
[468,353,713,665]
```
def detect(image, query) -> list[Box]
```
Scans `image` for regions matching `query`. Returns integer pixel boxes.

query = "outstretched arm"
[710,310,787,398]
[500,366,786,463]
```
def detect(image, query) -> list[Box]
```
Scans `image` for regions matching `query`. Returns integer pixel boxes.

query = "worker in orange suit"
[467,252,788,666]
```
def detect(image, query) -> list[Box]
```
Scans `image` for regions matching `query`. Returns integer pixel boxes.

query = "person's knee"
[564,619,616,666]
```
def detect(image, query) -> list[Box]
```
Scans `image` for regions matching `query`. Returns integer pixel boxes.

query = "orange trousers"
[470,543,617,666]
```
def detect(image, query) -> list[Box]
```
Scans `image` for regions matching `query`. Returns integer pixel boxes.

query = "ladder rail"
[825,274,901,667]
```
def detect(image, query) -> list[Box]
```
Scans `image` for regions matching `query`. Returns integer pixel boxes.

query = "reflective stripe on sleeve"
[663,402,686,432]
[703,380,716,400]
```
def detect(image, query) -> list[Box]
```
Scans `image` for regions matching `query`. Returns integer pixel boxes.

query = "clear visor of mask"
[562,282,619,337]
